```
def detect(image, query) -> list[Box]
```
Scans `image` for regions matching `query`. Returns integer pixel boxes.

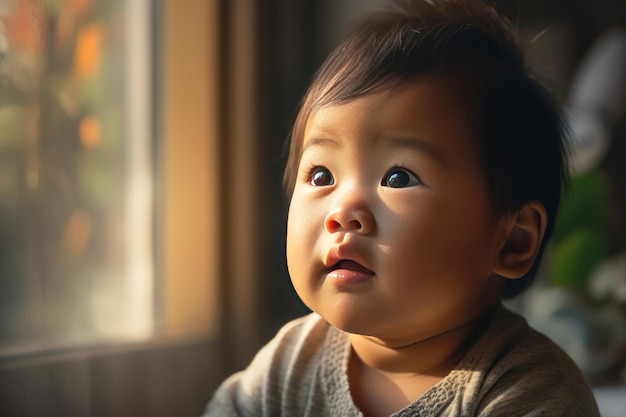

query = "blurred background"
[0,0,624,415]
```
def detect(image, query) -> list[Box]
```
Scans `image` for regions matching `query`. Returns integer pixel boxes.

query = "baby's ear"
[494,201,548,279]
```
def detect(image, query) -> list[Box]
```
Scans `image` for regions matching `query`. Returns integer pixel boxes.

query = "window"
[0,0,155,356]
[0,1,228,414]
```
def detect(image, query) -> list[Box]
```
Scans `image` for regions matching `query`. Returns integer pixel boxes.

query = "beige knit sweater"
[205,303,600,416]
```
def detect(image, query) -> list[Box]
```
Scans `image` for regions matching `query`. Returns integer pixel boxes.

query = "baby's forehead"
[303,76,479,141]
[300,78,482,165]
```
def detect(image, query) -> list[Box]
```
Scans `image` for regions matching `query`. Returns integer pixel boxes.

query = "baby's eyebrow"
[302,135,445,165]
[302,137,340,151]
[385,136,445,165]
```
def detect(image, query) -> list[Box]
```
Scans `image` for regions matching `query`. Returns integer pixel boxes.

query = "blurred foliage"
[0,0,127,348]
[550,171,609,291]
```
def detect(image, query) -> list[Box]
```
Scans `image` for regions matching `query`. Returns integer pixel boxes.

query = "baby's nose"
[324,205,375,235]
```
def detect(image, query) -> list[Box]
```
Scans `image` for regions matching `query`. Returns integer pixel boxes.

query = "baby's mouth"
[326,259,375,285]
[331,260,374,275]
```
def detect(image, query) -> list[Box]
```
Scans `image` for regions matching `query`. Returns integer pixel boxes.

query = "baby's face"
[286,78,511,346]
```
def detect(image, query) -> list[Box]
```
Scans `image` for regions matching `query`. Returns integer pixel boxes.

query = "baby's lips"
[332,260,374,274]
[324,241,374,273]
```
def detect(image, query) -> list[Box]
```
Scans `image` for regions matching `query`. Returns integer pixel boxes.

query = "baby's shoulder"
[479,307,584,374]
[467,307,600,415]
[251,312,344,374]
[269,312,335,352]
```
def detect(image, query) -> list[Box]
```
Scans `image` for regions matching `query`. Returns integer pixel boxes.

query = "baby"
[205,0,600,415]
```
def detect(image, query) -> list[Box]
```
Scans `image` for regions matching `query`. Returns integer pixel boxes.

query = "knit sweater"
[204,303,600,416]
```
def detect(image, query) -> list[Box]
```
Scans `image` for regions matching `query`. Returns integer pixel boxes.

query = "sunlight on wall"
[161,0,220,338]
[123,0,153,339]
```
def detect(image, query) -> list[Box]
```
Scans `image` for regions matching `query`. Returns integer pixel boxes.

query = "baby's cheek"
[286,207,314,266]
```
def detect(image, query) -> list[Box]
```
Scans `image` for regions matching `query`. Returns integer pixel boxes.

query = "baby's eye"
[381,167,421,188]
[309,166,335,186]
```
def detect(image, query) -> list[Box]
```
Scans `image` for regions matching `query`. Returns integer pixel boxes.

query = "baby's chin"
[317,310,401,345]
[304,293,422,343]
[317,309,372,335]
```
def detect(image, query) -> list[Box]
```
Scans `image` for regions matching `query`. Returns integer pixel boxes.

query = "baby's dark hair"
[284,0,568,298]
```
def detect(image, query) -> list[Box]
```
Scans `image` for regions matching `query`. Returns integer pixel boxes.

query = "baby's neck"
[349,317,479,374]
[347,305,496,416]
[347,345,459,417]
